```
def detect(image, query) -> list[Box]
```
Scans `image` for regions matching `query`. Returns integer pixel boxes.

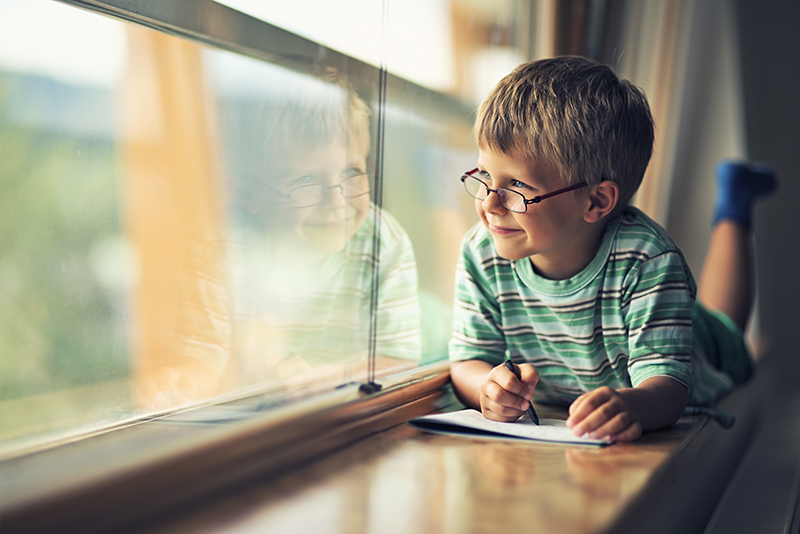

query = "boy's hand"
[566,387,642,442]
[479,362,539,422]
[565,377,689,442]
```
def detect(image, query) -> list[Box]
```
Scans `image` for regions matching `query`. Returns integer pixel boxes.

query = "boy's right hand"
[479,362,539,422]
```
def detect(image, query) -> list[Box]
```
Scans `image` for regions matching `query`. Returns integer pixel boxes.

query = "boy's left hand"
[566,387,642,442]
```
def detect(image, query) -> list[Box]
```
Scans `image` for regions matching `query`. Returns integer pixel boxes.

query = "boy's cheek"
[475,201,491,229]
[474,198,485,217]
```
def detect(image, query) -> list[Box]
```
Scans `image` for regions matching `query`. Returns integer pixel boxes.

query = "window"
[0,0,530,459]
[1,2,734,531]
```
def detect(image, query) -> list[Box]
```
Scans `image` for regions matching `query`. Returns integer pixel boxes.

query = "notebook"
[408,409,612,446]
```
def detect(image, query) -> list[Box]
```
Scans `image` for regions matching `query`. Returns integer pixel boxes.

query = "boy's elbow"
[670,378,690,413]
[635,376,690,431]
[665,384,690,427]
[449,359,494,409]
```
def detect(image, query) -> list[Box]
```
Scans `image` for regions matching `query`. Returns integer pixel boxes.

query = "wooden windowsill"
[1,363,452,533]
[3,365,760,533]
[139,381,760,534]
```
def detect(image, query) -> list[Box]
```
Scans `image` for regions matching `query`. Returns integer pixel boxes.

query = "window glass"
[193,51,422,398]
[0,0,133,455]
[0,0,531,457]
[217,0,457,93]
[216,0,526,104]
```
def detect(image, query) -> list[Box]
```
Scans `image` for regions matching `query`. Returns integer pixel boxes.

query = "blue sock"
[712,160,777,231]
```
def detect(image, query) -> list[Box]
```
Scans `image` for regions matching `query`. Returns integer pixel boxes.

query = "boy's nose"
[320,184,348,208]
[481,190,507,214]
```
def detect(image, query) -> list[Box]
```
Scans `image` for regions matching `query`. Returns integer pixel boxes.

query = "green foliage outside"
[0,72,131,403]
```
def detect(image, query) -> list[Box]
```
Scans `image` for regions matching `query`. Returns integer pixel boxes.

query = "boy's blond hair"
[475,56,654,210]
[276,65,371,158]
[242,65,371,183]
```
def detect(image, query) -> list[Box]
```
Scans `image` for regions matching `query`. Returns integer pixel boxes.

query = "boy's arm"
[566,375,689,442]
[586,244,695,441]
[450,360,539,422]
[450,228,543,420]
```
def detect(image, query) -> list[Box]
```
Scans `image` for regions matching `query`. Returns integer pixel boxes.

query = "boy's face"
[249,138,370,256]
[475,148,596,279]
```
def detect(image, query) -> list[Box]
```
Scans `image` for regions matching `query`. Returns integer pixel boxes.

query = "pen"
[505,359,539,425]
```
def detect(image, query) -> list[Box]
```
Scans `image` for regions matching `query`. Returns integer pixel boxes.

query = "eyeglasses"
[460,168,588,213]
[262,171,373,208]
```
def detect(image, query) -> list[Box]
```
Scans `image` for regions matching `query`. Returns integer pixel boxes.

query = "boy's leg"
[699,221,755,330]
[698,160,776,330]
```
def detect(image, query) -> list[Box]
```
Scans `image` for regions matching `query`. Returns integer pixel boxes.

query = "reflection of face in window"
[250,138,371,256]
[236,69,373,260]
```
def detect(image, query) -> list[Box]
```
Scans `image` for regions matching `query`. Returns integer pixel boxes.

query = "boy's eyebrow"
[273,170,308,183]
[274,161,368,184]
[486,170,539,189]
[474,159,539,188]
[510,177,539,191]
[273,170,293,180]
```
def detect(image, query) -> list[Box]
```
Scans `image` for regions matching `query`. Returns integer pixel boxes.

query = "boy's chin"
[491,240,532,262]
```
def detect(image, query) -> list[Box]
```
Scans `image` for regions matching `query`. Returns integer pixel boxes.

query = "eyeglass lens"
[291,173,372,207]
[462,174,527,213]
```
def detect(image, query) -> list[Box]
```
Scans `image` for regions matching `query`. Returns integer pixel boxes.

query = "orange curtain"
[119,26,226,409]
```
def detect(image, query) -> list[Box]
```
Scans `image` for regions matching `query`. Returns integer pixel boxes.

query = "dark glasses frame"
[460,168,589,213]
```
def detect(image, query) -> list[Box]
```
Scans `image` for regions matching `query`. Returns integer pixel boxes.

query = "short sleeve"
[623,250,694,388]
[448,232,507,365]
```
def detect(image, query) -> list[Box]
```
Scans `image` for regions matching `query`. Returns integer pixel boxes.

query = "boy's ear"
[584,180,619,223]
[236,183,260,215]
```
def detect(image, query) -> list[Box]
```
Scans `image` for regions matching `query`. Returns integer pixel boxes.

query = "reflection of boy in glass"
[239,131,371,260]
[254,162,371,254]
[155,67,421,406]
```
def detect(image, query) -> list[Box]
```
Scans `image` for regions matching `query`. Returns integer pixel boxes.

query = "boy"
[448,56,776,442]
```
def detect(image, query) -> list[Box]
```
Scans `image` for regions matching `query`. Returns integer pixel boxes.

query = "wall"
[735,0,800,368]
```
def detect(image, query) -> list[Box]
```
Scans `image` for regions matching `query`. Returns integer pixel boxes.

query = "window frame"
[60,0,473,116]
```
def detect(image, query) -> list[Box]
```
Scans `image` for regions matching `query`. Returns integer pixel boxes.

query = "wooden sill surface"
[3,365,759,534]
[1,364,452,533]
[141,401,741,534]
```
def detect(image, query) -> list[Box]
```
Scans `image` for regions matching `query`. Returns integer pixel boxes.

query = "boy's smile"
[250,139,370,258]
[475,148,604,280]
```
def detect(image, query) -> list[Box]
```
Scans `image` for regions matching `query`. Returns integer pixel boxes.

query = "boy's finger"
[518,364,539,393]
[609,422,642,442]
[587,412,634,439]
[483,380,531,411]
[567,387,613,426]
[569,408,613,437]
[568,396,624,436]
[492,364,530,399]
[481,399,525,421]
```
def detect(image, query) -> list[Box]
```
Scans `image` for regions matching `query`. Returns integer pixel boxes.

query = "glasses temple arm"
[261,183,291,199]
[535,182,590,202]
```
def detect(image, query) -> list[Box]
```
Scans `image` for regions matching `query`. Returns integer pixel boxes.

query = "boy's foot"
[713,160,777,231]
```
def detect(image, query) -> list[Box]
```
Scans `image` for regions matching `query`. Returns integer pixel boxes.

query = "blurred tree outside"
[0,71,133,448]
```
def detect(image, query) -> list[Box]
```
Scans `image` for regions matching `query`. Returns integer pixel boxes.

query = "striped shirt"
[178,204,421,385]
[449,207,734,407]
